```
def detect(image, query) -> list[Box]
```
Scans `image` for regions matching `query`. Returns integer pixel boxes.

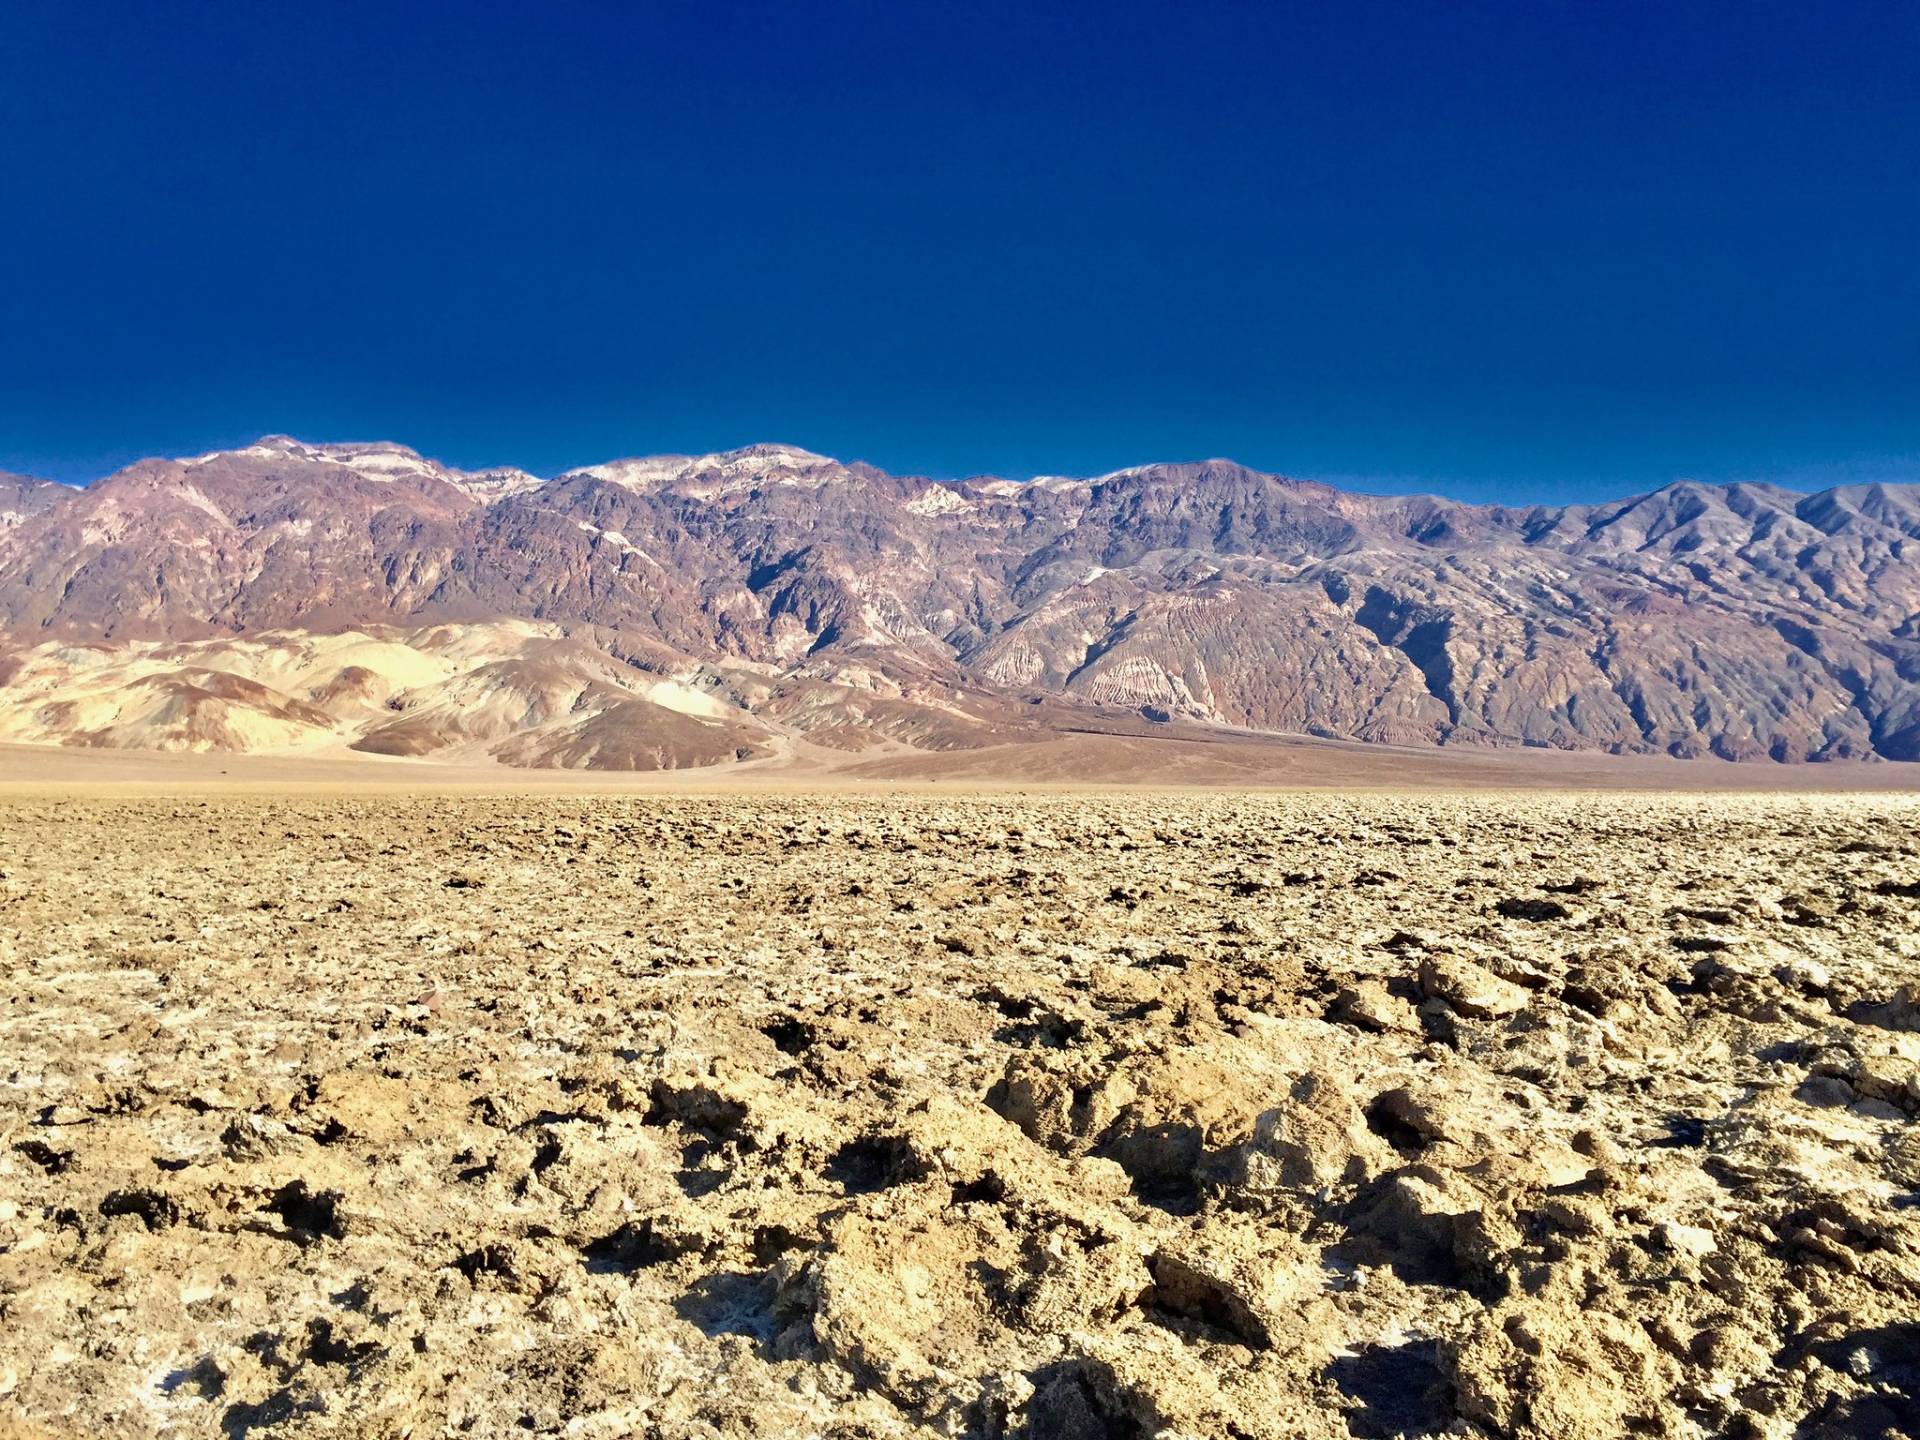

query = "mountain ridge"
[2,435,1918,767]
[31,434,1901,509]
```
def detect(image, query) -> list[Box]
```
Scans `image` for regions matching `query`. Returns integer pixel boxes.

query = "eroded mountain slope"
[4,438,1919,760]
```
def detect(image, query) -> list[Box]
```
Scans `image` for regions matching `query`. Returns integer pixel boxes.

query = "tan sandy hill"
[0,623,1166,774]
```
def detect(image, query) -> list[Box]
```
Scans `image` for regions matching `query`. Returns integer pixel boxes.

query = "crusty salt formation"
[2,792,1917,1437]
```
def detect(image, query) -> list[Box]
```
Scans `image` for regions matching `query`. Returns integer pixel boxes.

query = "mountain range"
[3,435,1918,768]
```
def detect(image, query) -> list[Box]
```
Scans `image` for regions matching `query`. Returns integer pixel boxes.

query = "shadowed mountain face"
[4,435,1919,762]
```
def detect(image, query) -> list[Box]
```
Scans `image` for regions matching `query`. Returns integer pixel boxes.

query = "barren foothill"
[2,788,1918,1438]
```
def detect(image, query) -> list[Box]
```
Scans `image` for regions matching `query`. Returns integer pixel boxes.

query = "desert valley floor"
[2,779,1919,1438]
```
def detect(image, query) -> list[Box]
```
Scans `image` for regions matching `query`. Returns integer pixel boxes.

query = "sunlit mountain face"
[4,437,1919,764]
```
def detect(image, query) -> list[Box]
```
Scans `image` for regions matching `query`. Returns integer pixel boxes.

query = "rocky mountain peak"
[562,443,844,493]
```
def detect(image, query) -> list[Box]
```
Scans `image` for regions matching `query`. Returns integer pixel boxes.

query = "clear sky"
[3,1,1916,502]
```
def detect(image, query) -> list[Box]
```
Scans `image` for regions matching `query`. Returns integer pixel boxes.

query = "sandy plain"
[2,767,1918,1438]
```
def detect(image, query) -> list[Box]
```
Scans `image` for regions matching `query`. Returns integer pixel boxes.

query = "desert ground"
[2,779,1919,1438]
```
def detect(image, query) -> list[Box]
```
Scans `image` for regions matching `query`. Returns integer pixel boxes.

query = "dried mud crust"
[1,793,1918,1439]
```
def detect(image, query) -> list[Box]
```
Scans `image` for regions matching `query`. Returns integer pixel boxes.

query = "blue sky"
[2,0,1916,502]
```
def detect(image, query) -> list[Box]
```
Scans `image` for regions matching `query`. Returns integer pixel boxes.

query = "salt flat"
[2,790,1918,1438]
